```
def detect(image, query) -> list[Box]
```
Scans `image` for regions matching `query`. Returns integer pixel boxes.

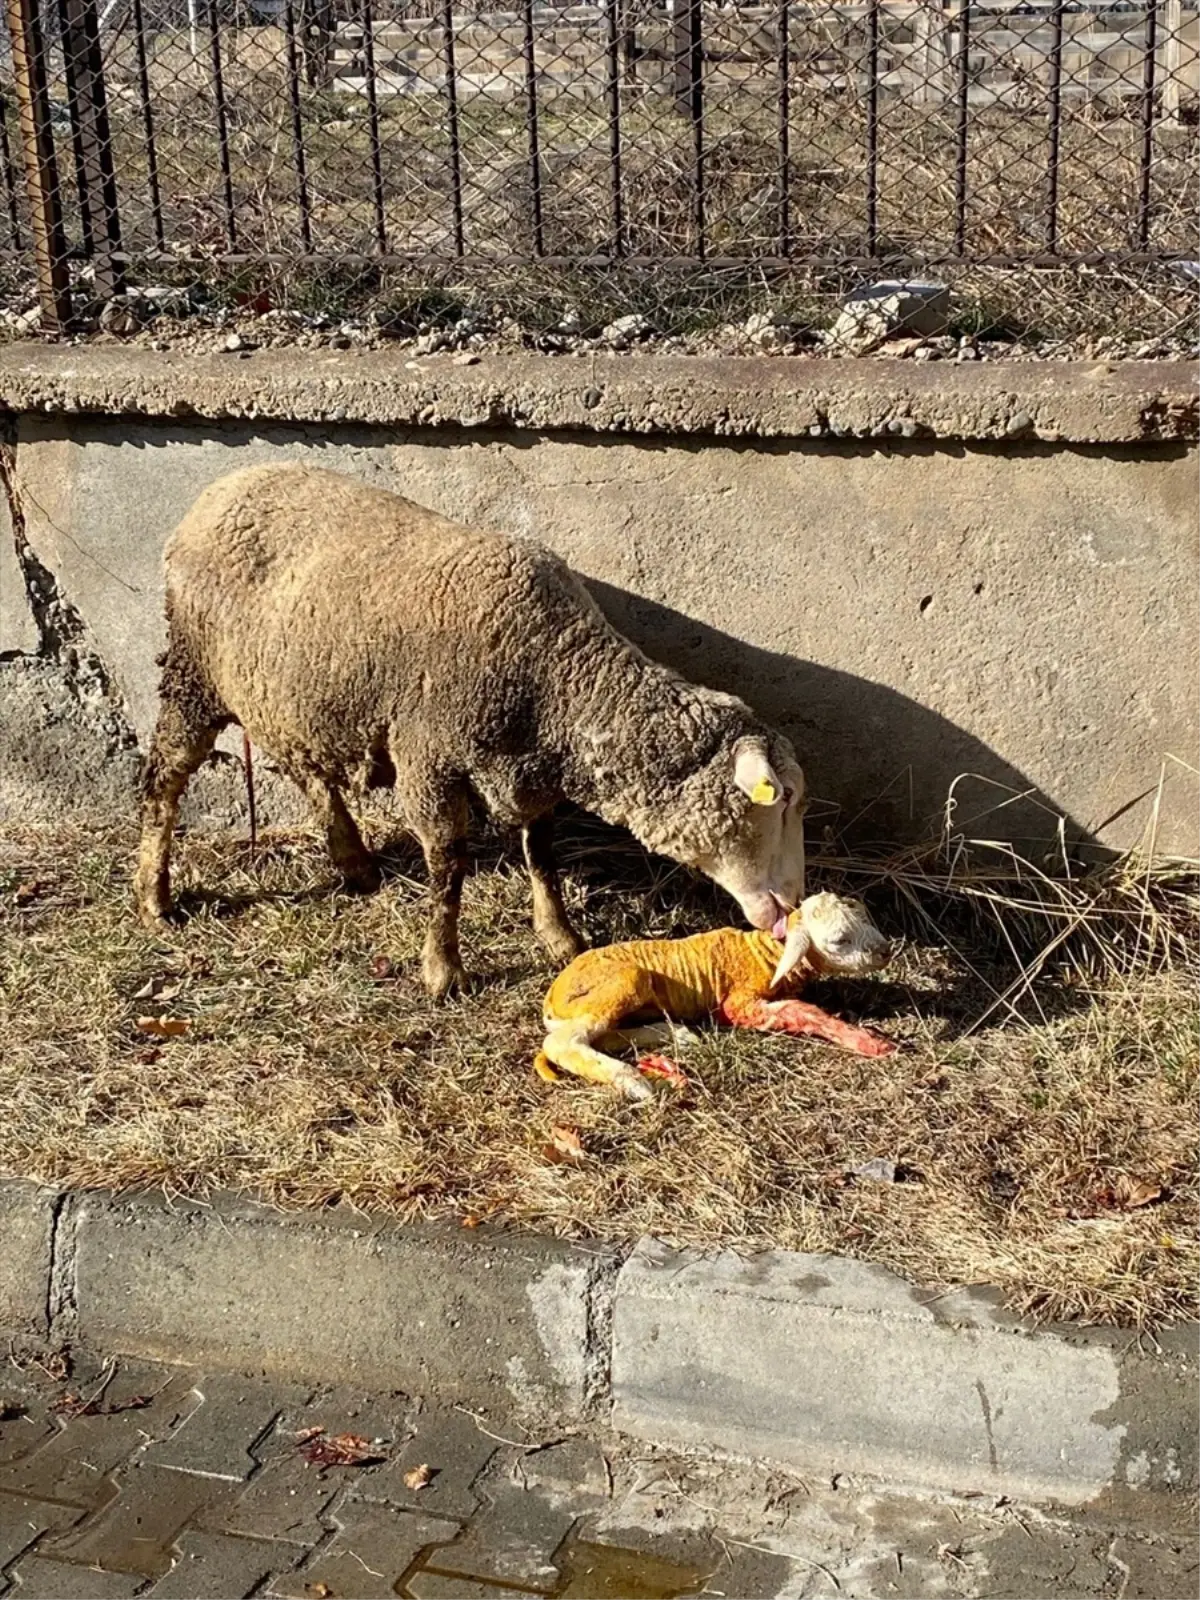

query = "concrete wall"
[1,347,1196,853]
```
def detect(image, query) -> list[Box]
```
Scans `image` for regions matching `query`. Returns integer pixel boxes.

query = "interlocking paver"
[198,1448,341,1547]
[406,1577,525,1599]
[0,1367,199,1512]
[5,1555,145,1598]
[141,1376,304,1482]
[423,1486,574,1591]
[357,1412,496,1521]
[42,1467,237,1579]
[512,1440,610,1506]
[0,1495,86,1573]
[269,1503,460,1600]
[145,1529,283,1598]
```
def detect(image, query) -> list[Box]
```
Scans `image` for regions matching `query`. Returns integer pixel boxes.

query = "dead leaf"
[369,955,394,982]
[1092,1174,1164,1213]
[13,880,42,905]
[403,1462,433,1490]
[542,1125,585,1165]
[135,1016,191,1038]
[305,1584,334,1599]
[299,1431,386,1468]
[293,1425,325,1444]
[461,1215,482,1229]
[636,1054,688,1089]
[134,1046,163,1065]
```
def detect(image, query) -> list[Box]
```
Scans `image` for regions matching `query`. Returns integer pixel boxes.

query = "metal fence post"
[4,0,72,331]
[58,0,124,300]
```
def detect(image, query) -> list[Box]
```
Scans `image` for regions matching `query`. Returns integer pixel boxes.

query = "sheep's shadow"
[582,578,1106,859]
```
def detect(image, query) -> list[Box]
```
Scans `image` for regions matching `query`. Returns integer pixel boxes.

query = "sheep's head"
[771,892,892,987]
[686,735,807,931]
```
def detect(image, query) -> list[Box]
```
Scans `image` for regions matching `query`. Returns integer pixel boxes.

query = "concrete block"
[611,1240,1145,1506]
[6,1557,144,1598]
[269,1504,460,1600]
[0,1182,58,1340]
[72,1192,603,1417]
[146,1530,281,1599]
[0,492,39,655]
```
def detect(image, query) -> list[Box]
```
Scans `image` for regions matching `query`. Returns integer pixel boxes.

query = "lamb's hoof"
[613,1067,655,1104]
[422,952,471,999]
[340,859,382,896]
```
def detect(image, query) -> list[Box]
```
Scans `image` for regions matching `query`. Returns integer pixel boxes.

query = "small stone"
[601,312,652,349]
[327,335,351,349]
[222,332,244,352]
[452,352,480,366]
[830,280,950,352]
[1005,410,1033,437]
[581,387,602,409]
[743,308,794,350]
[99,297,139,336]
[556,306,581,334]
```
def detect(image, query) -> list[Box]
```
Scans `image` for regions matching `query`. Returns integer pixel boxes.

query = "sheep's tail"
[242,729,257,858]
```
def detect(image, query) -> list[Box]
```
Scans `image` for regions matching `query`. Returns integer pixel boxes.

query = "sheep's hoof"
[339,859,382,896]
[538,924,585,966]
[422,952,471,999]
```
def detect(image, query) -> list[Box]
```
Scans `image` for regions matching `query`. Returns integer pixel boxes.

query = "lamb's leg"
[522,815,583,964]
[134,686,228,927]
[298,777,380,894]
[719,991,896,1057]
[413,791,471,998]
[539,1021,653,1103]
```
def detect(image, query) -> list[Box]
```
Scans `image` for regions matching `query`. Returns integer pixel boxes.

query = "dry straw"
[1,774,1195,1328]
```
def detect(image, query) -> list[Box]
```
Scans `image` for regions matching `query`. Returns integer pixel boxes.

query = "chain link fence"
[1,0,1197,351]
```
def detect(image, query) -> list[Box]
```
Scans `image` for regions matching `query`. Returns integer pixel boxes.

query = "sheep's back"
[162,463,611,766]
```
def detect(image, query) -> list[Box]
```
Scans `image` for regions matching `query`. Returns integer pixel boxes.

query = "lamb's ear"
[733,740,783,806]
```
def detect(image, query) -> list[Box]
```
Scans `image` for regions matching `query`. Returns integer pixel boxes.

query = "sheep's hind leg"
[413,790,471,998]
[522,815,583,965]
[539,1021,653,1103]
[134,675,229,927]
[299,776,380,894]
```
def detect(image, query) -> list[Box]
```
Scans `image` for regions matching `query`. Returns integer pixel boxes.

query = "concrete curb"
[0,344,1195,442]
[0,1180,1195,1513]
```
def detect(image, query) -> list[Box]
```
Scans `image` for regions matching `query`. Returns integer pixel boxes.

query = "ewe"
[135,464,807,993]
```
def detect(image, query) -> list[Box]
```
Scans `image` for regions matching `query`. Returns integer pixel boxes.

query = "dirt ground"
[0,818,1195,1329]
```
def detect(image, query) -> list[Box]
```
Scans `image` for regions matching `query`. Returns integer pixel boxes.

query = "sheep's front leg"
[719,991,896,1057]
[522,816,583,965]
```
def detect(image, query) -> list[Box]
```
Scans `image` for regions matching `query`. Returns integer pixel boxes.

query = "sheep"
[535,891,896,1101]
[134,462,807,995]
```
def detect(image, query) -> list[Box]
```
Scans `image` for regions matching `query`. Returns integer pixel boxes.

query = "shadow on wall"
[583,578,1102,860]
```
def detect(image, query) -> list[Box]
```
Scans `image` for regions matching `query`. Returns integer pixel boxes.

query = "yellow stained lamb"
[534,891,896,1101]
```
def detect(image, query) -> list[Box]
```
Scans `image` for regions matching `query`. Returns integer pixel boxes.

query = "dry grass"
[0,814,1196,1328]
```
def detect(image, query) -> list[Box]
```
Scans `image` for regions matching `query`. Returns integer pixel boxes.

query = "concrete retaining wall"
[1,346,1196,851]
[1,1181,1195,1514]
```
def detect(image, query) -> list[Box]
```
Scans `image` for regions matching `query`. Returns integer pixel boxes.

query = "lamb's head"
[770,892,892,987]
[679,735,808,931]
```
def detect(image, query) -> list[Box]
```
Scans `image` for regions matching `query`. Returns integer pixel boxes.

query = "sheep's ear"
[733,741,782,806]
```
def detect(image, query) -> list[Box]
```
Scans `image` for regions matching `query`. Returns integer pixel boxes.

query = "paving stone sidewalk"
[0,1354,1195,1600]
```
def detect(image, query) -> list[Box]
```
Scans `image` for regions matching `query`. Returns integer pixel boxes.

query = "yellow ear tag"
[750,778,778,806]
